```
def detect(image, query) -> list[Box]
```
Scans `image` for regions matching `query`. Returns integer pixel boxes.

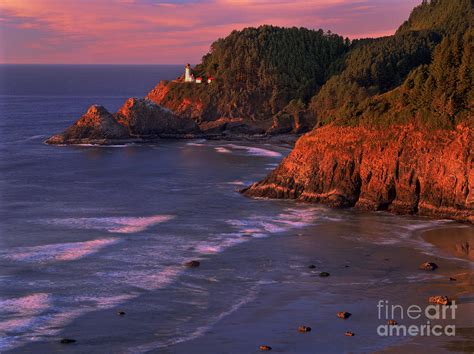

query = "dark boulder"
[60,338,76,344]
[419,262,438,271]
[298,326,311,332]
[337,311,351,319]
[184,260,201,268]
[428,296,450,305]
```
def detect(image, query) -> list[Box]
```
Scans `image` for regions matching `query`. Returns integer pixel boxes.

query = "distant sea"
[0,65,471,353]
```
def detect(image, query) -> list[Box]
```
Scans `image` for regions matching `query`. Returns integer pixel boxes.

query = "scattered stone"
[344,331,355,337]
[319,272,330,277]
[337,311,351,319]
[60,339,76,344]
[428,296,450,305]
[184,260,200,268]
[298,326,311,333]
[387,319,397,325]
[344,265,350,268]
[117,311,126,316]
[449,277,457,281]
[308,264,316,269]
[419,262,438,271]
[259,345,272,351]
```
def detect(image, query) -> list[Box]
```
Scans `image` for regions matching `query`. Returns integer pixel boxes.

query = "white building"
[184,63,194,82]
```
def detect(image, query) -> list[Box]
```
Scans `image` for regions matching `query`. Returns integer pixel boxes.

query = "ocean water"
[0,65,472,353]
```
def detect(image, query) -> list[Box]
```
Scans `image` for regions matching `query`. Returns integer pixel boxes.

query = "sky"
[0,0,421,64]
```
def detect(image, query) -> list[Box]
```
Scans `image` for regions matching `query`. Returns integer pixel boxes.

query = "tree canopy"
[162,0,473,130]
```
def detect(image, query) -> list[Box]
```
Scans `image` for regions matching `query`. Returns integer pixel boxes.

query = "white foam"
[45,215,175,234]
[226,144,282,158]
[0,292,137,352]
[75,144,130,148]
[186,139,206,146]
[2,207,322,351]
[215,147,232,153]
[0,293,51,352]
[0,238,119,263]
[103,266,182,291]
[225,181,245,186]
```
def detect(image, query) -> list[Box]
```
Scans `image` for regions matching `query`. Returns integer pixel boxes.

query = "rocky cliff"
[242,125,473,222]
[46,98,200,145]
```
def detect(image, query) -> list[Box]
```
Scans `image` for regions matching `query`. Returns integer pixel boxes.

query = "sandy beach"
[12,209,472,354]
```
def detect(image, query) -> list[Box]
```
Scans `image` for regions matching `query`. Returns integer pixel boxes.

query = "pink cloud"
[0,0,421,64]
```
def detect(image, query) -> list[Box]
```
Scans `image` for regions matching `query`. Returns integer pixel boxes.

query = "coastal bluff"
[242,125,474,222]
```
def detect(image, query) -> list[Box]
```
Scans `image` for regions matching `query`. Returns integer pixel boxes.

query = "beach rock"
[387,319,398,325]
[344,331,355,337]
[242,125,474,222]
[184,260,201,268]
[337,311,351,319]
[449,277,457,281]
[117,311,126,316]
[46,105,129,145]
[428,296,450,305]
[319,272,330,277]
[259,345,272,351]
[308,264,316,269]
[298,325,312,332]
[60,338,76,344]
[419,262,438,271]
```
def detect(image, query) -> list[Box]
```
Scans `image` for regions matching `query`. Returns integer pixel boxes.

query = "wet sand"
[422,226,474,261]
[11,214,474,354]
[172,219,474,353]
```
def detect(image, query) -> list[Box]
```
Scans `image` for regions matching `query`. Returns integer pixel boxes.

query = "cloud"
[0,0,421,64]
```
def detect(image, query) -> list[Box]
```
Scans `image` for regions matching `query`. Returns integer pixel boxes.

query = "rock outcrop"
[46,98,200,145]
[46,105,130,144]
[115,98,199,137]
[242,125,473,222]
[146,81,218,122]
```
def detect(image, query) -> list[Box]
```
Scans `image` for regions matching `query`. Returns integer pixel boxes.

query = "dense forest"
[164,26,350,121]
[160,0,473,130]
[310,0,473,129]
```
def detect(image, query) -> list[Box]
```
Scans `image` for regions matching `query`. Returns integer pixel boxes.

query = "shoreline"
[171,220,473,353]
[44,133,300,148]
[12,211,472,354]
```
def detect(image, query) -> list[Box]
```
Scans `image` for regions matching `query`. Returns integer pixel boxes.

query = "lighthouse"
[184,63,194,82]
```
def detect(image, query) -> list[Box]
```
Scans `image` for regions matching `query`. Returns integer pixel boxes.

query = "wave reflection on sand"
[0,238,119,263]
[45,214,175,234]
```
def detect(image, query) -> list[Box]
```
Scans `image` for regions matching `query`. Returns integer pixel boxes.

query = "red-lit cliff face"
[146,80,311,135]
[242,125,474,222]
[146,81,215,122]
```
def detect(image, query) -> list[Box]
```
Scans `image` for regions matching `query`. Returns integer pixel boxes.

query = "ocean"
[0,65,472,353]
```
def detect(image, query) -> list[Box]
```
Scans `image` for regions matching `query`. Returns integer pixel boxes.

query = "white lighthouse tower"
[184,63,194,82]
